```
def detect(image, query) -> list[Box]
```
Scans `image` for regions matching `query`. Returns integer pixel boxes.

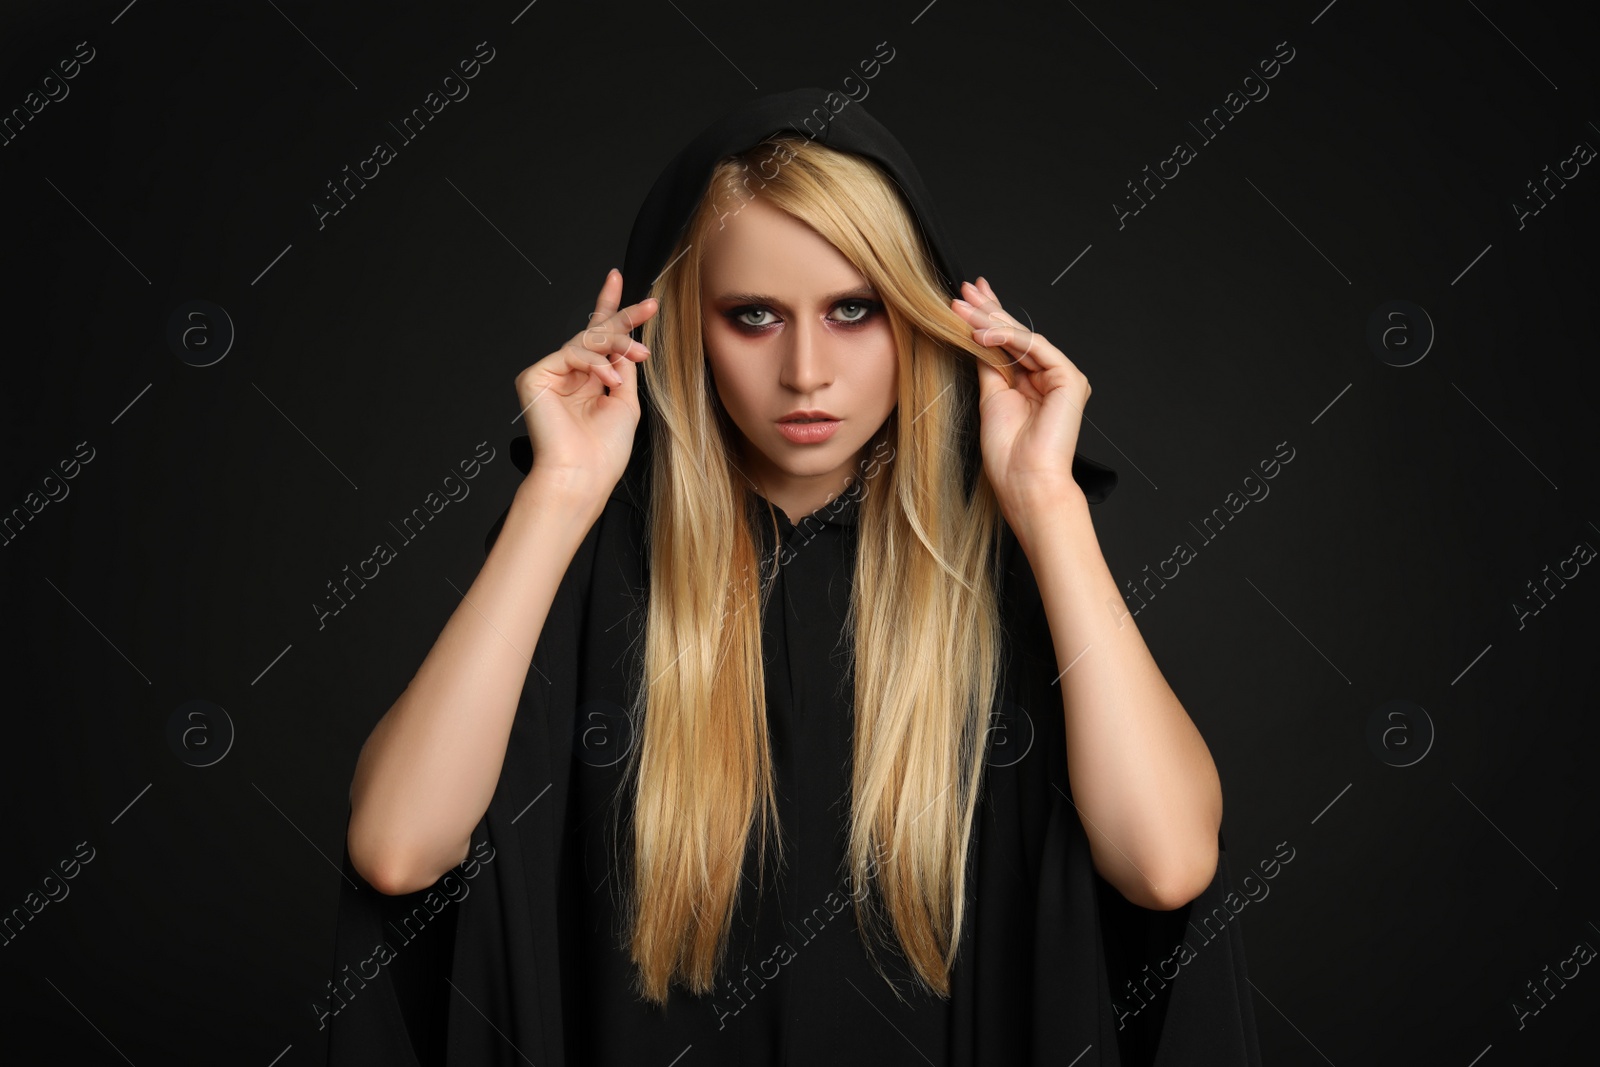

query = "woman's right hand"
[515,268,659,498]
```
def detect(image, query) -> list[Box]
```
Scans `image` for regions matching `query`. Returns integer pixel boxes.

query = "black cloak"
[322,88,1263,1065]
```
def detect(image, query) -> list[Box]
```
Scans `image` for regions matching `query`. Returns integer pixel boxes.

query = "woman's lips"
[776,418,840,444]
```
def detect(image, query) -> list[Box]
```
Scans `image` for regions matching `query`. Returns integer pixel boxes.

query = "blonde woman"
[329,88,1262,1066]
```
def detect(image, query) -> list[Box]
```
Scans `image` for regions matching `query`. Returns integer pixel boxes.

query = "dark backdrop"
[2,0,1595,1062]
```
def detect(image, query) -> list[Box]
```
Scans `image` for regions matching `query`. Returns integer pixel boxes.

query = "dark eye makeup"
[724,298,883,333]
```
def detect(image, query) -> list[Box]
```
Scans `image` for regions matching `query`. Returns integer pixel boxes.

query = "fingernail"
[954,297,972,309]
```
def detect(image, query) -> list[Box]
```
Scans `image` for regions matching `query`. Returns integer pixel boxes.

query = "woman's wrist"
[517,465,614,521]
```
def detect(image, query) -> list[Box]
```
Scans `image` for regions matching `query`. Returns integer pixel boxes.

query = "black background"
[1,0,1596,1062]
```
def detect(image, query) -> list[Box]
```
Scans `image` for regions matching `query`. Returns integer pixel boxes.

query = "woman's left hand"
[954,277,1090,520]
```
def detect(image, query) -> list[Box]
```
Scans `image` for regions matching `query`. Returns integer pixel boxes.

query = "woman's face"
[700,194,898,523]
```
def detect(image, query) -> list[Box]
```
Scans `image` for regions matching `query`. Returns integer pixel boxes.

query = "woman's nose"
[780,317,832,393]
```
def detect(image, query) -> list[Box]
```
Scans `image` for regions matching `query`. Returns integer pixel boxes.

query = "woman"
[328,87,1263,1065]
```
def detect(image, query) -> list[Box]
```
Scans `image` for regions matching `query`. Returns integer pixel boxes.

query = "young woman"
[328,88,1263,1066]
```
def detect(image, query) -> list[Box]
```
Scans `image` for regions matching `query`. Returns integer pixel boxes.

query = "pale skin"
[699,195,897,522]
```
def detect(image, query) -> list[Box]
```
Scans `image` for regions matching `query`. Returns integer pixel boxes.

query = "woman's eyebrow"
[713,286,878,311]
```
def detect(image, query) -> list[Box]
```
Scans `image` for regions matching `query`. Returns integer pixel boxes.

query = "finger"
[975,354,1009,406]
[593,268,622,322]
[1013,364,1047,404]
[955,289,1062,382]
[610,330,640,398]
[962,293,1069,375]
[953,293,1027,341]
[584,298,658,360]
[988,325,1073,383]
[610,297,659,358]
[563,344,623,390]
[579,312,652,360]
[968,313,1046,374]
[580,272,621,355]
[961,280,1023,331]
[959,282,1030,354]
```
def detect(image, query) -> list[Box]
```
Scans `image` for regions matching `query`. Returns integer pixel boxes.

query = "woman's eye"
[831,299,878,324]
[734,306,778,328]
[727,300,879,331]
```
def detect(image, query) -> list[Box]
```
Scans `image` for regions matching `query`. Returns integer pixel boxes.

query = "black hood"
[515,86,1118,507]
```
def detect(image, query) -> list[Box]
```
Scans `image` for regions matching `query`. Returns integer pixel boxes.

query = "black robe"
[321,87,1263,1065]
[322,447,1262,1066]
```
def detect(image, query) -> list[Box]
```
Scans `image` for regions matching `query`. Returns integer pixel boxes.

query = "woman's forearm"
[346,473,608,895]
[1010,490,1223,911]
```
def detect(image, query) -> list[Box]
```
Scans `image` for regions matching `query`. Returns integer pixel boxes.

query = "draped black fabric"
[321,86,1263,1064]
[323,453,1263,1065]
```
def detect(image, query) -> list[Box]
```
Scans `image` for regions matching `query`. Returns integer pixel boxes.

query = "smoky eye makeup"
[723,298,884,333]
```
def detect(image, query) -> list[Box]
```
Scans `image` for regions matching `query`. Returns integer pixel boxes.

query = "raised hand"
[513,268,659,498]
[953,276,1091,518]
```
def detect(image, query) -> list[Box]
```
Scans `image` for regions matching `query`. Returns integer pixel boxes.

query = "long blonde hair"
[620,132,1023,1005]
